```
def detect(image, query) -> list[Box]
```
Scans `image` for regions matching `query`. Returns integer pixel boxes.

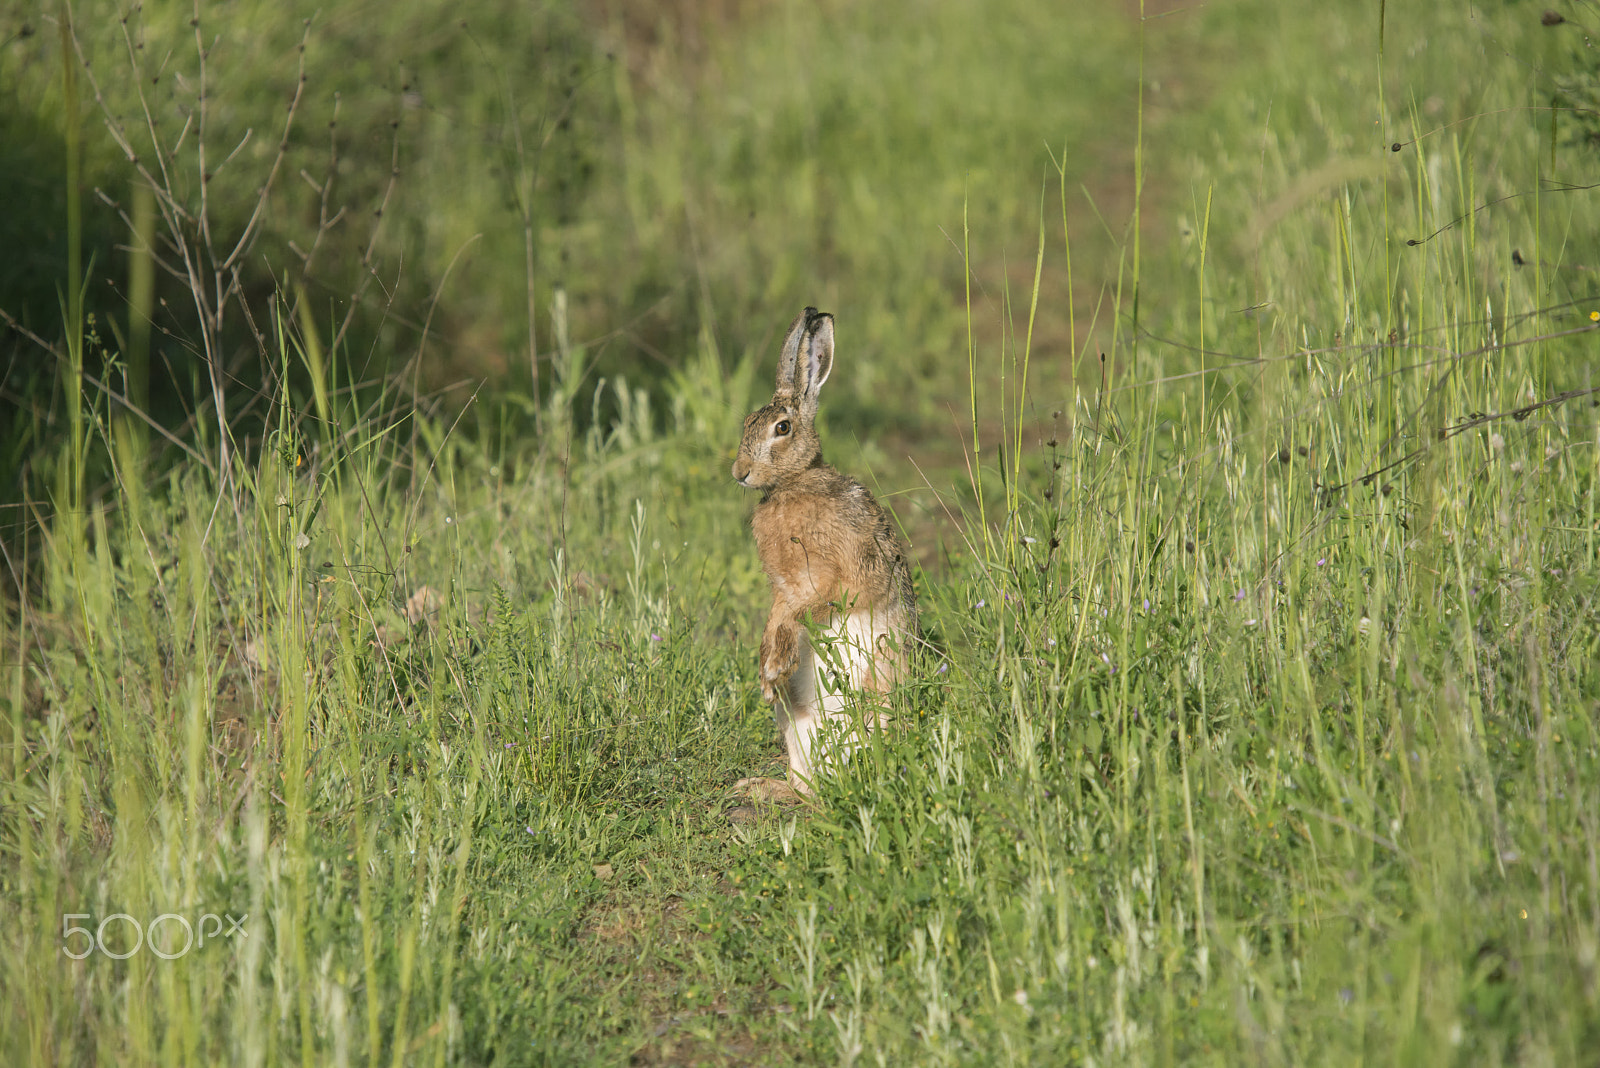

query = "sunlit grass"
[4,0,1600,1065]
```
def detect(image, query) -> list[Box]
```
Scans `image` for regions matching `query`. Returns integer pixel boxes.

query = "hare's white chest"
[852,607,907,690]
[775,604,899,788]
[813,609,889,690]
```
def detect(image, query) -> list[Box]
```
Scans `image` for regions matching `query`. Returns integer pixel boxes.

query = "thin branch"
[1321,384,1600,497]
[0,307,215,472]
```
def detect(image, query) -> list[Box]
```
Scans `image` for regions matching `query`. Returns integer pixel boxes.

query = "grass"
[5,0,1600,1065]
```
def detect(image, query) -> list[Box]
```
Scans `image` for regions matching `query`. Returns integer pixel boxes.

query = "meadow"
[3,0,1600,1064]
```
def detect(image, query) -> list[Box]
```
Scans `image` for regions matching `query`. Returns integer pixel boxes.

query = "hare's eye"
[774,419,791,436]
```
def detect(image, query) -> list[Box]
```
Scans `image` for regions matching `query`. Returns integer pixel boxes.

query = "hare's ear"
[795,311,834,415]
[774,309,811,403]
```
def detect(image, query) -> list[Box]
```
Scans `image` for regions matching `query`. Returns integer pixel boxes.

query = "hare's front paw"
[759,655,792,703]
[759,627,800,702]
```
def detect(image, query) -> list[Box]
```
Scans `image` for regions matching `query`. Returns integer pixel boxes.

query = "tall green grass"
[585,0,1140,396]
[4,0,1600,1065]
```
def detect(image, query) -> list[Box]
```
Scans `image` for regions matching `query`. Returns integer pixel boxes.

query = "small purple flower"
[1315,558,1326,567]
[937,661,949,675]
[650,633,663,642]
[976,599,986,608]
[1142,598,1150,611]
[1234,589,1247,602]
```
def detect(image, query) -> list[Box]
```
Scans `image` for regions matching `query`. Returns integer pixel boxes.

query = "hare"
[732,308,919,801]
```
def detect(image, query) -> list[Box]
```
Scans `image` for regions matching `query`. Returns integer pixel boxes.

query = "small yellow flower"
[1591,311,1599,322]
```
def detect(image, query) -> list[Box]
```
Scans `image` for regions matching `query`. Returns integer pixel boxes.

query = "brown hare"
[732,308,920,801]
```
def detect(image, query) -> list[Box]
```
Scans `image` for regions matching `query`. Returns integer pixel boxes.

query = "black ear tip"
[804,307,831,329]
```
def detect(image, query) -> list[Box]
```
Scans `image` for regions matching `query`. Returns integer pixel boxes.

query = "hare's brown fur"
[732,308,919,799]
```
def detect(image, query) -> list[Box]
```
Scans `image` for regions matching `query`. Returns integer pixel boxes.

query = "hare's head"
[733,308,834,490]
